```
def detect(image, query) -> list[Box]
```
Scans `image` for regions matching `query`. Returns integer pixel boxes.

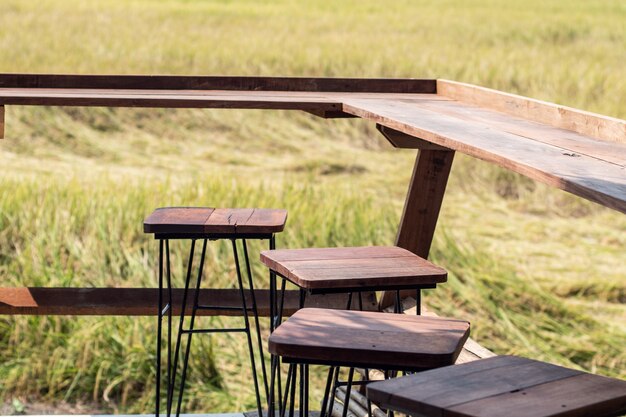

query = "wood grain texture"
[342,99,626,214]
[268,308,469,370]
[0,105,3,139]
[409,98,626,166]
[0,74,436,93]
[367,355,626,417]
[260,246,447,291]
[0,287,376,316]
[379,148,454,308]
[144,207,287,235]
[437,79,626,144]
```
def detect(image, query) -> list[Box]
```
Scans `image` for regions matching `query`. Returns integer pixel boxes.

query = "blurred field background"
[0,0,625,414]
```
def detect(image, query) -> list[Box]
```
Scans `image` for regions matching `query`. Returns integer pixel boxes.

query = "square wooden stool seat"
[367,355,626,417]
[260,246,447,294]
[269,308,470,371]
[144,207,288,238]
[143,206,288,417]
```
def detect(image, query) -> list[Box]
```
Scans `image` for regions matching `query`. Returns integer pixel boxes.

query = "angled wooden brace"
[377,125,455,308]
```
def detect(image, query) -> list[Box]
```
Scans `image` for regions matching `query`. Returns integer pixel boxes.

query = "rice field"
[0,0,624,414]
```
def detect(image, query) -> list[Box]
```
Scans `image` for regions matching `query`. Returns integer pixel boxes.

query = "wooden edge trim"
[0,287,377,316]
[437,79,626,144]
[376,124,449,150]
[0,105,4,139]
[0,74,437,94]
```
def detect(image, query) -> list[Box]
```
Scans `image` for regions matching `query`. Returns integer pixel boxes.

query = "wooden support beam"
[377,124,447,150]
[0,287,377,316]
[380,148,455,308]
[0,105,4,139]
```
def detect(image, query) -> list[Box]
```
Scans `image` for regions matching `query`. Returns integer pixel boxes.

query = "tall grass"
[0,0,624,413]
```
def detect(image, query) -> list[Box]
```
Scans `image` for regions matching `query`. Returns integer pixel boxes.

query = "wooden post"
[0,106,4,139]
[378,128,455,308]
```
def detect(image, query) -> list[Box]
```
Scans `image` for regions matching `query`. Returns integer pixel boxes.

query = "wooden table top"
[1,75,624,214]
[143,207,287,236]
[268,308,470,370]
[260,246,447,291]
[366,355,626,417]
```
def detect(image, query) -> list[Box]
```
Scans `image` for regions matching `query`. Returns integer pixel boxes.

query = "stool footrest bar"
[180,328,247,334]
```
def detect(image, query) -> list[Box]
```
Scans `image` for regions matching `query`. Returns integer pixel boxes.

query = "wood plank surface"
[342,99,626,214]
[0,287,376,316]
[0,74,436,93]
[437,79,626,144]
[260,246,447,290]
[410,98,626,166]
[268,308,469,370]
[447,374,626,417]
[144,207,287,235]
[366,355,626,417]
[143,207,214,234]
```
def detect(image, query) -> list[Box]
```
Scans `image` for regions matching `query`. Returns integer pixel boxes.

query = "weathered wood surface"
[268,308,469,370]
[342,99,626,214]
[395,297,497,364]
[260,246,447,291]
[437,79,626,144]
[0,287,377,316]
[144,207,288,235]
[367,355,626,417]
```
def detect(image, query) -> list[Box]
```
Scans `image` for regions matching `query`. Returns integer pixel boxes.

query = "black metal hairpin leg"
[156,239,164,417]
[341,367,355,417]
[320,366,336,417]
[155,238,198,417]
[416,289,421,315]
[232,239,264,417]
[242,239,270,401]
[169,240,197,416]
[288,364,297,417]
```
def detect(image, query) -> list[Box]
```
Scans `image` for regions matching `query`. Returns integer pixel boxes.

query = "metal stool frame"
[268,283,427,417]
[155,233,276,417]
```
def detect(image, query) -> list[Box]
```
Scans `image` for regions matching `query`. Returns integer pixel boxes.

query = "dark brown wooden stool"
[366,355,626,417]
[269,308,470,417]
[261,246,448,417]
[144,207,288,417]
[261,245,448,312]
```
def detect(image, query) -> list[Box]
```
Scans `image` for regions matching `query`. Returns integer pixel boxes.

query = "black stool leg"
[416,289,421,315]
[165,239,196,415]
[156,239,164,417]
[242,239,270,401]
[280,362,294,417]
[174,239,205,417]
[341,367,355,417]
[288,364,297,417]
[232,239,264,417]
[320,366,336,417]
[165,240,173,416]
[327,366,341,417]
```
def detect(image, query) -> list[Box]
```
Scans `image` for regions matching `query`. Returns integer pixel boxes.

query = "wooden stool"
[366,355,626,417]
[261,246,448,416]
[269,308,470,417]
[261,245,448,313]
[144,207,288,417]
